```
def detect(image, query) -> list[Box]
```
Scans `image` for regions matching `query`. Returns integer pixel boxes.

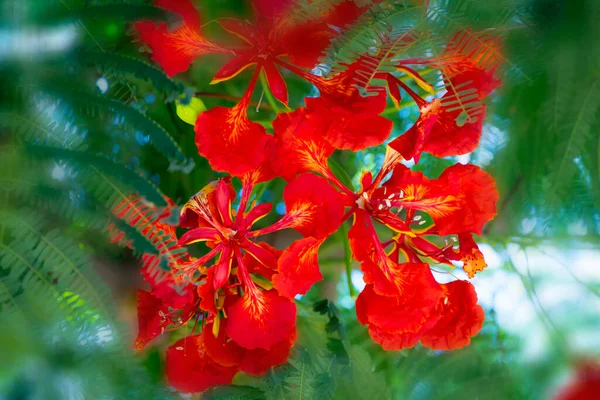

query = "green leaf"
[176,97,206,125]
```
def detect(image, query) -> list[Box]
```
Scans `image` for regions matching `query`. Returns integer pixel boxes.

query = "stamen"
[385,199,392,208]
[418,220,426,225]
[413,215,422,221]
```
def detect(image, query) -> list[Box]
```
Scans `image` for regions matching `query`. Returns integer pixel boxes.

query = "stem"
[259,70,280,113]
[339,222,356,297]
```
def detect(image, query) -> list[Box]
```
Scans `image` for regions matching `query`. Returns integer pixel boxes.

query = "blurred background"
[0,0,598,399]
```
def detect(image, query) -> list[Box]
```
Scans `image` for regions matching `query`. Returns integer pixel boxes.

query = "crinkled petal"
[226,289,296,350]
[166,335,237,393]
[306,93,392,151]
[238,333,296,375]
[420,280,485,350]
[357,264,442,334]
[272,237,324,299]
[434,164,498,235]
[367,324,423,351]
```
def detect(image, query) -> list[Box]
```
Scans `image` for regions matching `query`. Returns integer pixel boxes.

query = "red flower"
[388,30,502,162]
[420,280,485,350]
[265,133,497,349]
[136,0,370,176]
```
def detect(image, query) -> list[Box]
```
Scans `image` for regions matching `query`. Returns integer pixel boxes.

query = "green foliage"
[0,1,197,397]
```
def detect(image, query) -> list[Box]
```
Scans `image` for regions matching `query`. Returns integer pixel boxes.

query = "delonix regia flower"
[135,0,376,176]
[119,0,506,394]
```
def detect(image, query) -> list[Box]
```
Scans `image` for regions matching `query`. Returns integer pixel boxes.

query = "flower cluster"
[126,0,503,393]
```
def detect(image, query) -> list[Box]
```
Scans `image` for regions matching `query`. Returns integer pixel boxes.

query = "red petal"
[198,268,218,314]
[272,237,324,299]
[166,335,237,393]
[306,92,392,151]
[283,173,346,239]
[434,164,498,235]
[420,280,485,350]
[379,165,464,228]
[135,1,226,77]
[243,242,281,280]
[195,105,270,177]
[216,179,234,226]
[388,110,438,163]
[251,0,294,19]
[178,227,219,245]
[324,0,368,27]
[348,210,377,264]
[180,179,235,229]
[367,324,423,351]
[238,335,295,375]
[226,289,296,350]
[141,260,196,309]
[349,210,411,296]
[263,62,288,105]
[202,321,244,367]
[244,241,278,271]
[421,102,486,158]
[440,30,502,99]
[280,22,335,69]
[356,263,442,335]
[243,203,273,227]
[212,56,256,84]
[213,247,234,290]
[270,108,335,180]
[278,1,368,69]
[134,290,169,350]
